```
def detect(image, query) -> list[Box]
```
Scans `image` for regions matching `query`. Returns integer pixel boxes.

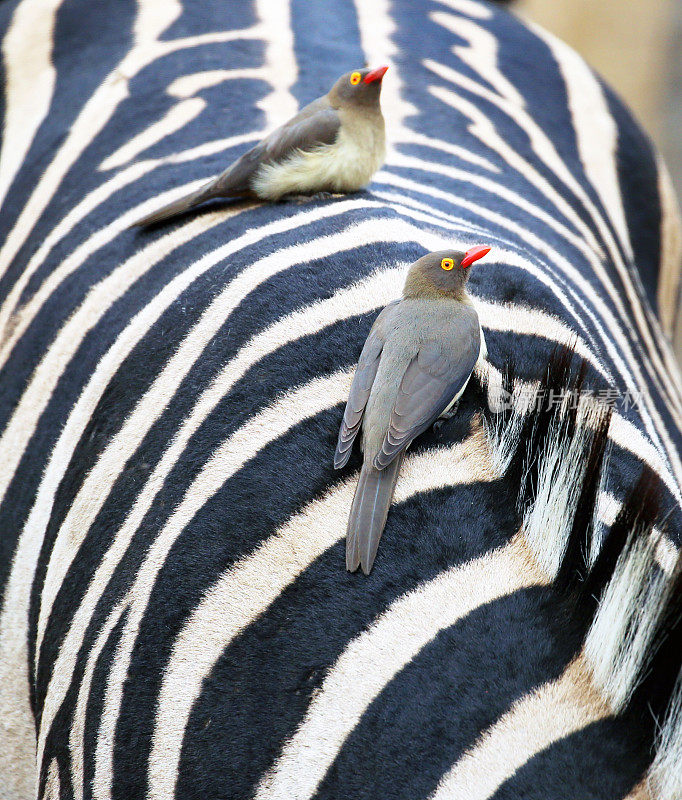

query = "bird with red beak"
[134,66,389,226]
[335,246,491,574]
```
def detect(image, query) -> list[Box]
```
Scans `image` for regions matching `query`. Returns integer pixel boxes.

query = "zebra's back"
[1,1,682,799]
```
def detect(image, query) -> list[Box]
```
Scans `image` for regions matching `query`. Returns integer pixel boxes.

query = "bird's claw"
[285,191,337,204]
[433,403,459,432]
[442,403,459,420]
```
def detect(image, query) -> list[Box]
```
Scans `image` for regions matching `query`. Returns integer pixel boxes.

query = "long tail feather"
[132,180,218,227]
[346,454,403,574]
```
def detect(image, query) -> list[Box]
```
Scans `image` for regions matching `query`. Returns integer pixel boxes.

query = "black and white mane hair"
[1,1,682,799]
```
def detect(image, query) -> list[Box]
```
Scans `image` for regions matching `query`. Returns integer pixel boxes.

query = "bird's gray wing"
[334,300,400,469]
[214,100,341,195]
[374,316,480,469]
[262,98,341,161]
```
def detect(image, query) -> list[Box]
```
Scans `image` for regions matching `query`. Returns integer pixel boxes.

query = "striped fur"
[1,1,682,799]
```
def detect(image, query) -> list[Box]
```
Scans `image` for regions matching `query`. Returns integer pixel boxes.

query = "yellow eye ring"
[350,72,362,85]
[441,257,455,270]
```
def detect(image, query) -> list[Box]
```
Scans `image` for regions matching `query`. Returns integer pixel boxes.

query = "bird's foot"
[433,403,459,431]
[284,191,337,204]
[442,403,459,419]
[283,194,311,204]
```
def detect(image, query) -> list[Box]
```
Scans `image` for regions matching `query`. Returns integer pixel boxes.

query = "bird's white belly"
[251,124,385,200]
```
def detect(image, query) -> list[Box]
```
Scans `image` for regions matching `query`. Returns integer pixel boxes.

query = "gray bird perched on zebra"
[335,246,490,574]
[133,66,388,227]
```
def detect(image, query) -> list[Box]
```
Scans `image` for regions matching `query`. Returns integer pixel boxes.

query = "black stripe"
[488,714,651,800]
[313,587,582,800]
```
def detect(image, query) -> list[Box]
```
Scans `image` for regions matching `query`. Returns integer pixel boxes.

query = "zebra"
[1,0,682,798]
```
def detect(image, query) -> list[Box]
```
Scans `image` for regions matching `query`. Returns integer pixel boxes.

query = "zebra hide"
[1,0,682,799]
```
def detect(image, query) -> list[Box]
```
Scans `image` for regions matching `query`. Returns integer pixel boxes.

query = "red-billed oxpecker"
[133,66,388,226]
[335,246,491,574]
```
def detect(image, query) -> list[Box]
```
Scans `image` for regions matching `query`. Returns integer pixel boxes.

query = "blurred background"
[515,0,682,198]
[513,0,682,360]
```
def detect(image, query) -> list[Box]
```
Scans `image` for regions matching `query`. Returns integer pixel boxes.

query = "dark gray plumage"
[133,66,387,227]
[335,246,491,574]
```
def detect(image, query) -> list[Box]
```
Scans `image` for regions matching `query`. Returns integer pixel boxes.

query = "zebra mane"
[482,344,682,797]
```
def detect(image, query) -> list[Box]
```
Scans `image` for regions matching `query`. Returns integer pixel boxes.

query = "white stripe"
[69,592,137,800]
[43,758,61,800]
[408,131,500,172]
[655,155,682,344]
[430,658,608,800]
[148,432,496,800]
[99,98,206,171]
[0,0,63,212]
[0,0,180,278]
[432,11,523,106]
[254,537,544,800]
[255,0,297,125]
[373,190,491,237]
[610,413,682,506]
[69,601,125,800]
[476,298,609,381]
[434,0,492,20]
[529,23,632,260]
[166,68,263,99]
[353,0,417,140]
[0,133,260,361]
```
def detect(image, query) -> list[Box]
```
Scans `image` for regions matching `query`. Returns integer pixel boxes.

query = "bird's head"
[403,246,491,300]
[328,66,388,109]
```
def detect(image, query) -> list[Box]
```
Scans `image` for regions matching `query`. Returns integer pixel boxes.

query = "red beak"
[461,245,491,268]
[364,65,389,84]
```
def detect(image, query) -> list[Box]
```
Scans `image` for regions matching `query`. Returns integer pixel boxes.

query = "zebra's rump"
[0,1,681,799]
